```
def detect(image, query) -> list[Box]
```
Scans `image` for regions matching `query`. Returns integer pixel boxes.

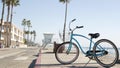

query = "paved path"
[0,47,40,68]
[37,49,120,68]
[0,48,26,59]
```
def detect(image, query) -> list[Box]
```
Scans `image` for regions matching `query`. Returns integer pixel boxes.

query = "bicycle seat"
[88,33,100,38]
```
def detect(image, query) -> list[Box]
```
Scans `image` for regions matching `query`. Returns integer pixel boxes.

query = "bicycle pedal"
[88,56,95,60]
[86,51,93,56]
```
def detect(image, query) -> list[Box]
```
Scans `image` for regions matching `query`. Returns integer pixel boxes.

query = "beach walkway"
[35,48,120,68]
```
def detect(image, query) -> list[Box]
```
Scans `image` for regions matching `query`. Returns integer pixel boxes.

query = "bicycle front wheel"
[55,42,79,64]
[93,39,119,67]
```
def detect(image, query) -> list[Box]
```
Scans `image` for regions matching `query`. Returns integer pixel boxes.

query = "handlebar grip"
[76,26,84,28]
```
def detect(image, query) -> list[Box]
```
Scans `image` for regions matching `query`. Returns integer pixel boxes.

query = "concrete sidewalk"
[35,48,120,68]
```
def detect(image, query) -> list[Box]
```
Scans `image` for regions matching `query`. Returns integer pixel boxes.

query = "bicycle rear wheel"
[93,39,119,67]
[55,42,79,64]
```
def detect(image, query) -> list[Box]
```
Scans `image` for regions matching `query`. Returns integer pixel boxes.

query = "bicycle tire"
[55,42,79,64]
[93,39,119,67]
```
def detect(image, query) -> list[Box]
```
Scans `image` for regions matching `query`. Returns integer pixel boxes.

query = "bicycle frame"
[68,32,107,57]
[69,33,95,55]
[66,19,106,56]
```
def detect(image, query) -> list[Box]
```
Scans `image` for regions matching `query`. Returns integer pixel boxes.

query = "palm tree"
[24,30,29,44]
[6,0,11,24]
[30,31,33,42]
[0,0,6,41]
[26,20,32,43]
[59,0,70,42]
[9,0,20,46]
[21,19,27,39]
[10,0,19,24]
[5,0,11,47]
[21,19,32,45]
[33,30,36,43]
[10,0,20,32]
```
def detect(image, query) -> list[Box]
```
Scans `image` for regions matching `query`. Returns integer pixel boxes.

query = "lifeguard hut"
[42,33,54,49]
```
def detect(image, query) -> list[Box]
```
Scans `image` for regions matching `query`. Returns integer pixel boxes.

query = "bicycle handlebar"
[69,19,84,32]
[76,26,84,29]
[71,26,83,32]
[71,19,76,22]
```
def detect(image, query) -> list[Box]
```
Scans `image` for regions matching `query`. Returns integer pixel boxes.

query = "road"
[0,47,40,68]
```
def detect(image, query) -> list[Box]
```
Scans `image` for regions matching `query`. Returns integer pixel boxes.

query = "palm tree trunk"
[23,26,25,39]
[27,28,30,45]
[33,35,36,43]
[30,35,32,42]
[6,5,10,47]
[10,4,13,24]
[63,1,68,42]
[33,31,36,43]
[30,33,32,44]
[0,0,5,43]
[9,3,14,46]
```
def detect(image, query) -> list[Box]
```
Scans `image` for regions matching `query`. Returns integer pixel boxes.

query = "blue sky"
[0,0,120,47]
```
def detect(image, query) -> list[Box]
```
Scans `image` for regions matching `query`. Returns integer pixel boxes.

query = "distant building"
[0,20,24,48]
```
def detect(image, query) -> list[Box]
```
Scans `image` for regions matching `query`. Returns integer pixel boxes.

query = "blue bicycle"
[55,19,119,67]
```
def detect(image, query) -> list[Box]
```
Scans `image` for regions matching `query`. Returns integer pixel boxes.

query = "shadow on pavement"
[33,54,39,57]
[39,64,99,68]
[28,59,36,68]
[41,52,54,54]
[67,66,98,68]
[38,63,100,68]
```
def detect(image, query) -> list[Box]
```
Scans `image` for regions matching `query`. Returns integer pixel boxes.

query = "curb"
[34,49,41,68]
